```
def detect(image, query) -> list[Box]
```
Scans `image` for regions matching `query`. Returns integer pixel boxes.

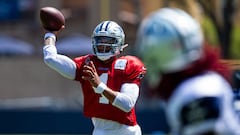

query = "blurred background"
[0,0,240,134]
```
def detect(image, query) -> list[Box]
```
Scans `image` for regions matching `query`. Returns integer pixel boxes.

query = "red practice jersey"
[73,54,146,126]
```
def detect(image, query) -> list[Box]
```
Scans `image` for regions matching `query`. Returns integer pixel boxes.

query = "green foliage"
[201,16,219,46]
[230,25,240,58]
[201,16,240,59]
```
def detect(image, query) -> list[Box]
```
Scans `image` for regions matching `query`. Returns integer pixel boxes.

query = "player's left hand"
[82,61,101,88]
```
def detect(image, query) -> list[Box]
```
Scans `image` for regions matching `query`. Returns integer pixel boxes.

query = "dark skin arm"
[82,61,118,103]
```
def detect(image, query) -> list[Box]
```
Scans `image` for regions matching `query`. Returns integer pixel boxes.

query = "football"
[40,7,65,31]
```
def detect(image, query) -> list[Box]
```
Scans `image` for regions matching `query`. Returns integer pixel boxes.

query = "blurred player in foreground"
[43,21,146,135]
[136,7,240,135]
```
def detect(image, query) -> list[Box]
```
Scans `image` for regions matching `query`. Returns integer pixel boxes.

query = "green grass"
[231,25,240,58]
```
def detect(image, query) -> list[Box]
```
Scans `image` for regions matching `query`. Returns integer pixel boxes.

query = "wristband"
[44,33,56,41]
[93,82,107,94]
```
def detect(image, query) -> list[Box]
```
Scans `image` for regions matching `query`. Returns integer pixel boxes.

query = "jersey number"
[99,73,109,104]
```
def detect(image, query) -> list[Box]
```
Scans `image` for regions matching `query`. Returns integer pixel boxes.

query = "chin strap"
[120,44,128,51]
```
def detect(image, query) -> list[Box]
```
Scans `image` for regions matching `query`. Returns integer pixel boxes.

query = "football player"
[43,21,146,135]
[135,8,240,135]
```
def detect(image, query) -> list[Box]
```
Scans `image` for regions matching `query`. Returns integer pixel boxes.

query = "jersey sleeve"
[43,45,77,80]
[123,56,146,85]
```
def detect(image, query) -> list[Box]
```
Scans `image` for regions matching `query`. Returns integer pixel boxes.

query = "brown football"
[40,7,65,31]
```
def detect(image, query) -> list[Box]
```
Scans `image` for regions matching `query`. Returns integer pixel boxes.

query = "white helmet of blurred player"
[136,8,203,85]
[92,21,126,61]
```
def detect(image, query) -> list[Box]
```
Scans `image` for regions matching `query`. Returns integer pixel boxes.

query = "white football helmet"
[92,21,125,61]
[136,8,203,86]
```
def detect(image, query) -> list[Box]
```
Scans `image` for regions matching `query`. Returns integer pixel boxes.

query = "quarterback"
[43,21,146,135]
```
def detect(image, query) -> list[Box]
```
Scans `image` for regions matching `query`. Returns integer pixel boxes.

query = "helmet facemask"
[92,21,125,61]
[92,36,122,61]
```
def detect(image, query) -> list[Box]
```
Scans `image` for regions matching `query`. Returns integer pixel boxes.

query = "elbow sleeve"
[112,93,135,112]
[112,83,139,112]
